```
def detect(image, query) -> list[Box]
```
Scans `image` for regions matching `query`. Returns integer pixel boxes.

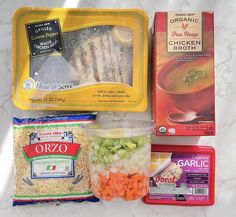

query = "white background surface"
[0,0,236,216]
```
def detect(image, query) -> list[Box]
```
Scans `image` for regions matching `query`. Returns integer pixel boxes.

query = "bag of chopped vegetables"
[13,113,98,206]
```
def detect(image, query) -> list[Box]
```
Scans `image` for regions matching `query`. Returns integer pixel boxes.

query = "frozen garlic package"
[143,145,215,206]
[12,8,148,111]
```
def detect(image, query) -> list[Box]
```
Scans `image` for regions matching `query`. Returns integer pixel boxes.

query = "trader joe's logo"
[26,19,63,56]
[167,12,203,52]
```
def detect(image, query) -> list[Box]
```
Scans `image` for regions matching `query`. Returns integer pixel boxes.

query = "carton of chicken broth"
[152,12,215,136]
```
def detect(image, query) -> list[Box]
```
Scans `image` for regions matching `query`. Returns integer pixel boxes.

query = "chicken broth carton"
[152,12,215,136]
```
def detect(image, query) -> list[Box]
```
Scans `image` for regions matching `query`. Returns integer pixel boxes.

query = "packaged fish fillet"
[12,7,148,111]
[143,145,215,206]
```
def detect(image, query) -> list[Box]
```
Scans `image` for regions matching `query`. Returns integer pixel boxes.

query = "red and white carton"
[143,145,215,206]
[152,12,215,136]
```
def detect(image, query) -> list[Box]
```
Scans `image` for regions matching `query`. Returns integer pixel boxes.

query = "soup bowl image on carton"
[157,50,214,117]
[152,12,215,136]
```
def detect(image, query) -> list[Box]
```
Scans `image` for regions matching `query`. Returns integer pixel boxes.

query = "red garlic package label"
[143,145,215,206]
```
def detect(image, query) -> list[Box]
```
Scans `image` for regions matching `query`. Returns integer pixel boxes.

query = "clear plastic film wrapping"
[12,8,148,111]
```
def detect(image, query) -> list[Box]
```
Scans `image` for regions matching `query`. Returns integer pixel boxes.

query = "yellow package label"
[12,7,148,111]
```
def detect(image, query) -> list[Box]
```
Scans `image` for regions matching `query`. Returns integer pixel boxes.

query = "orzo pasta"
[13,114,98,206]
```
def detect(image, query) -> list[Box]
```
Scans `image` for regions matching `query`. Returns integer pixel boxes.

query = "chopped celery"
[103,154,113,164]
[125,141,136,149]
[117,149,127,158]
[131,136,148,147]
[103,138,113,146]
[112,139,120,146]
[90,135,148,165]
[90,136,103,145]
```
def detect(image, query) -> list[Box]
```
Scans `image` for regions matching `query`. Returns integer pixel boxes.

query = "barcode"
[193,188,208,195]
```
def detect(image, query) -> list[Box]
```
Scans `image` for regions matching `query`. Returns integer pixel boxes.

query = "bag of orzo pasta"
[13,113,98,206]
